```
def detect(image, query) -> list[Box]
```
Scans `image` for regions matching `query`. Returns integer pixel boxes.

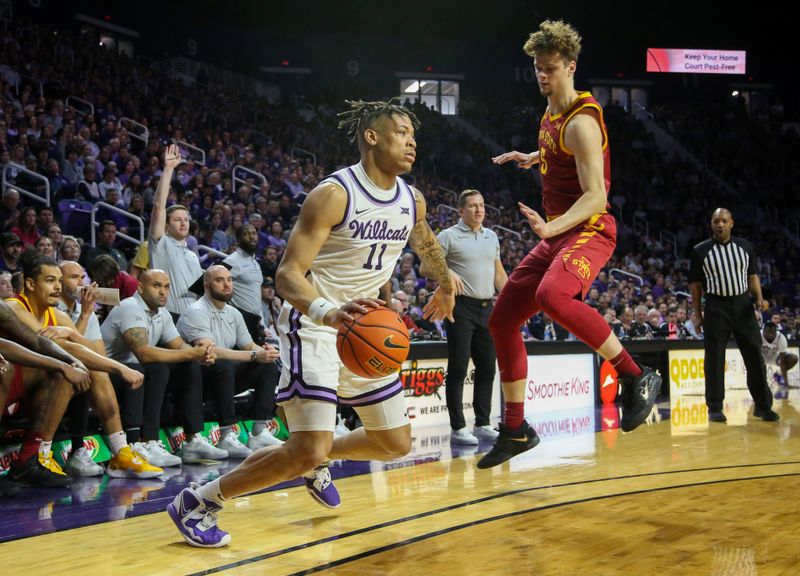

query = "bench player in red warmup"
[479,20,661,468]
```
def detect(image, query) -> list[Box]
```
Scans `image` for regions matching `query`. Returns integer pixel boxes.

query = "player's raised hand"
[492,150,539,169]
[326,298,384,329]
[163,144,183,171]
[519,202,553,238]
[422,287,455,323]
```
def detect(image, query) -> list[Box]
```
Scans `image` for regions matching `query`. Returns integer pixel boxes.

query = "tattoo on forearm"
[410,221,452,289]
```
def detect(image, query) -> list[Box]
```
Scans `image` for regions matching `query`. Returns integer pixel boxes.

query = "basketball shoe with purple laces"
[304,465,341,508]
[167,482,231,547]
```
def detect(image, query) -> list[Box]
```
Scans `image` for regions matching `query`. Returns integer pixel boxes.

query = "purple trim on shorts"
[276,381,338,404]
[327,173,351,230]
[347,166,401,206]
[277,307,339,405]
[339,378,403,407]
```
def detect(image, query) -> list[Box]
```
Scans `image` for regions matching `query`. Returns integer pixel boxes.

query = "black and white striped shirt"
[689,236,756,297]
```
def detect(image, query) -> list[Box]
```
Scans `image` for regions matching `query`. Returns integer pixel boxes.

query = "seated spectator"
[0,232,23,274]
[392,290,419,334]
[647,308,665,338]
[88,255,138,300]
[80,221,128,271]
[101,269,218,465]
[176,265,282,456]
[76,164,100,202]
[629,305,653,340]
[98,166,123,201]
[46,223,63,255]
[35,236,55,259]
[11,206,40,249]
[58,235,82,264]
[530,312,569,341]
[0,271,13,299]
[614,306,635,340]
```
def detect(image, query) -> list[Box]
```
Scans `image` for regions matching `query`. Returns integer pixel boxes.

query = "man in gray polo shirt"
[435,189,507,445]
[224,224,268,346]
[148,144,202,319]
[177,265,282,457]
[102,269,224,465]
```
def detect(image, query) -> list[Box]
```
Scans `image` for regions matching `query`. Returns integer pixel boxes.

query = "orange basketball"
[336,307,410,378]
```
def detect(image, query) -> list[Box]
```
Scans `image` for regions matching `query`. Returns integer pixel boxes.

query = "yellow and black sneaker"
[10,451,72,488]
[107,446,164,479]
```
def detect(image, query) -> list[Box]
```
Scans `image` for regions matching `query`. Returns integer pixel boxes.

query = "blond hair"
[523,20,582,63]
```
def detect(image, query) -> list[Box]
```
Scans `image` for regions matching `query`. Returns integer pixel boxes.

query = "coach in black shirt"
[689,208,778,423]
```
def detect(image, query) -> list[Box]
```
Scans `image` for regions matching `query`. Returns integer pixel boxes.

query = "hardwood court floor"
[2,388,799,575]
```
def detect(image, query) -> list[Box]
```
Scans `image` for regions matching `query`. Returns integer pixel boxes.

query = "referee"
[434,189,507,445]
[689,208,778,423]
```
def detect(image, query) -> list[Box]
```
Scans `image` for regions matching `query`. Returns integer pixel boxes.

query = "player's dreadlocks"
[337,98,421,145]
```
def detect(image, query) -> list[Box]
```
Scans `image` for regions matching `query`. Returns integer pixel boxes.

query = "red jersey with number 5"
[538,91,610,219]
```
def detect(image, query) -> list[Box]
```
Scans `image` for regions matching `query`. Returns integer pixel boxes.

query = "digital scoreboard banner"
[647,48,746,74]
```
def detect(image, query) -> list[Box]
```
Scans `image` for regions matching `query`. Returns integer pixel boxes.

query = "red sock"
[504,402,525,429]
[17,432,44,464]
[611,350,642,377]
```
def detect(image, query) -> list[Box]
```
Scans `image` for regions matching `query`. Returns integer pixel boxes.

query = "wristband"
[308,298,338,326]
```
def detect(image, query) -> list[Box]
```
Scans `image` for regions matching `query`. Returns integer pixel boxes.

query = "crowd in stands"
[1,17,799,489]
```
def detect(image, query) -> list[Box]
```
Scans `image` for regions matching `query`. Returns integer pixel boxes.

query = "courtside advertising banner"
[668,349,706,396]
[523,353,595,414]
[400,358,502,429]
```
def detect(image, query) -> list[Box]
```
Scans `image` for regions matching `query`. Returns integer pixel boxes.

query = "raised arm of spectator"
[150,144,182,242]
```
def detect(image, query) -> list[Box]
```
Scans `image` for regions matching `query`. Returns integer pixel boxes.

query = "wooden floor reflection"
[2,388,799,575]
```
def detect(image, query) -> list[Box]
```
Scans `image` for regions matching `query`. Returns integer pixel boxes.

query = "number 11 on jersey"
[363,243,388,270]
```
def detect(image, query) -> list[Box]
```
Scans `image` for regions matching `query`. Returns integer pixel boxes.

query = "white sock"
[197,478,227,505]
[39,440,53,456]
[252,421,267,436]
[220,426,234,439]
[106,431,127,455]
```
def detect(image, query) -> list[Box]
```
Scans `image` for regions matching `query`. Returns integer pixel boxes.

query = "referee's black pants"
[703,294,773,413]
[443,296,497,430]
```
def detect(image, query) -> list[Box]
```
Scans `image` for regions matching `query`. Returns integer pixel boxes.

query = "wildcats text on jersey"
[349,219,410,242]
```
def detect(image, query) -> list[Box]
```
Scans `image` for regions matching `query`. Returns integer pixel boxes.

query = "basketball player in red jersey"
[479,20,662,468]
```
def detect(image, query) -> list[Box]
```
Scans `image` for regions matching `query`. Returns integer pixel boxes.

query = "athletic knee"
[373,429,411,459]
[284,437,332,474]
[534,282,565,314]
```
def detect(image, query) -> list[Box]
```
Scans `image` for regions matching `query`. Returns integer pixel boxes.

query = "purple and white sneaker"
[304,466,341,509]
[167,482,231,548]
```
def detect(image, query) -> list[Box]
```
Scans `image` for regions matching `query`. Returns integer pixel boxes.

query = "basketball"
[336,307,410,378]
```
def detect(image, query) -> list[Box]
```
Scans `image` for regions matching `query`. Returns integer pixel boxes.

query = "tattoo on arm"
[409,219,452,290]
[123,328,150,351]
[0,302,78,364]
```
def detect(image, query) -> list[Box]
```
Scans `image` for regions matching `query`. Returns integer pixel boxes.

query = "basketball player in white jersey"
[168,99,455,547]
